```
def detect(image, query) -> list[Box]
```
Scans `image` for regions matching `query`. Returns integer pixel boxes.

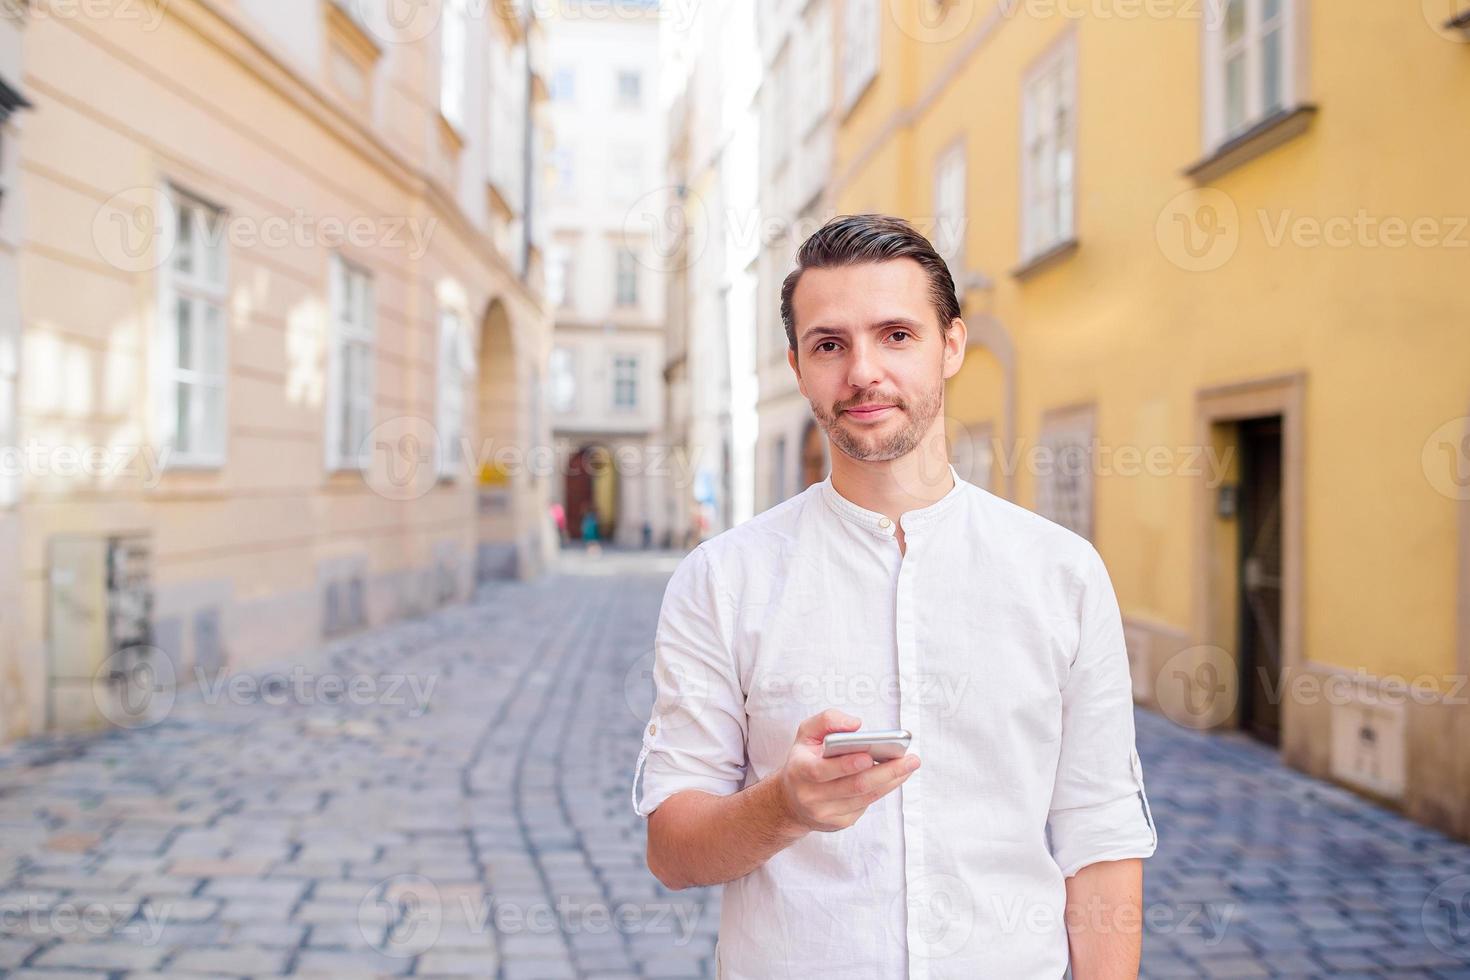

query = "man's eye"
[890,331,910,342]
[815,341,839,353]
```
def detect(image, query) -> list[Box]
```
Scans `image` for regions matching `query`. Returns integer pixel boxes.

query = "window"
[1020,34,1077,262]
[1204,0,1298,148]
[552,146,575,197]
[547,243,574,309]
[551,67,576,102]
[326,255,375,471]
[841,0,880,113]
[799,4,833,134]
[615,247,639,307]
[550,346,576,413]
[158,187,228,466]
[436,310,468,479]
[439,0,467,131]
[1036,406,1095,542]
[617,70,642,108]
[611,354,639,412]
[610,144,642,201]
[933,142,967,278]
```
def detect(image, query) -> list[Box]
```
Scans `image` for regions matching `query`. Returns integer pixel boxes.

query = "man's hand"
[776,709,921,833]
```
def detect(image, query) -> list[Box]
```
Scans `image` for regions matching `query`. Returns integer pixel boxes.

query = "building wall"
[832,2,1470,838]
[543,1,669,549]
[0,6,28,740]
[6,0,553,740]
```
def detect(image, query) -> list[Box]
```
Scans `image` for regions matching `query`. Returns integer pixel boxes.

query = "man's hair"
[780,213,961,355]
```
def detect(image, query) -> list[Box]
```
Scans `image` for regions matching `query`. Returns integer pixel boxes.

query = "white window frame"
[325,254,376,472]
[1202,0,1301,151]
[614,246,639,308]
[841,0,880,114]
[156,185,229,469]
[439,0,467,131]
[549,345,577,414]
[933,139,967,278]
[1019,31,1078,263]
[799,3,833,136]
[616,69,642,108]
[436,309,470,480]
[610,352,639,413]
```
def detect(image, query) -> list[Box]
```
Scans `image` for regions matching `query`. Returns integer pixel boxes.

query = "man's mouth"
[844,404,897,421]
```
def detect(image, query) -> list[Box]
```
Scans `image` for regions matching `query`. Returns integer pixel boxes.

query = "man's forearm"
[646,770,808,890]
[1064,858,1144,979]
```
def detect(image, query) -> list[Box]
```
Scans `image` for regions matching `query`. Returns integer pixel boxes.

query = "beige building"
[3,0,555,740]
[542,0,669,549]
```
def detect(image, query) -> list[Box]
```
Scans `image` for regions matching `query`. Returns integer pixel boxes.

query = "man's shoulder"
[962,480,1102,578]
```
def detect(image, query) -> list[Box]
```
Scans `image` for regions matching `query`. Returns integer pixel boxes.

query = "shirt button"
[648,723,657,735]
[879,517,892,529]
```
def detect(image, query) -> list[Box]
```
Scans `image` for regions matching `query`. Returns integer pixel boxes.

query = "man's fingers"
[827,755,920,800]
[809,750,876,783]
[796,708,862,745]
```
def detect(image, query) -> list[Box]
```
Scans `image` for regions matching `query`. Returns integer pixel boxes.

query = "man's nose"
[845,342,883,389]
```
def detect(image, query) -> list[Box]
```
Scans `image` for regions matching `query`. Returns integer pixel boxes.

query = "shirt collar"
[819,463,966,536]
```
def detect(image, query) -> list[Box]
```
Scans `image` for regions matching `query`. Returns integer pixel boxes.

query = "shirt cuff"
[631,733,745,818]
[1048,790,1158,879]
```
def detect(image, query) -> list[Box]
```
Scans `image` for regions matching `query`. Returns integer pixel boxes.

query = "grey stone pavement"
[0,548,1465,979]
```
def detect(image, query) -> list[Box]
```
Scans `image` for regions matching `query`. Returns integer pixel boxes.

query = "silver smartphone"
[822,729,912,762]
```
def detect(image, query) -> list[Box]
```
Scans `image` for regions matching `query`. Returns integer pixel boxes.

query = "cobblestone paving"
[0,549,1465,979]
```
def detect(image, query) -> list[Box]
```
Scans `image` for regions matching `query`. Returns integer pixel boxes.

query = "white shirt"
[632,464,1157,979]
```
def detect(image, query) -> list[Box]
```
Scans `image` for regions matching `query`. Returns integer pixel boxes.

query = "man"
[631,215,1156,978]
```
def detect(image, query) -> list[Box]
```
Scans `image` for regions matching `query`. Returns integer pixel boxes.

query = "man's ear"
[787,347,807,400]
[942,317,967,381]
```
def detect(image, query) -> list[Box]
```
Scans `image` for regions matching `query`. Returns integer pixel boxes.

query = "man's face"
[787,259,964,463]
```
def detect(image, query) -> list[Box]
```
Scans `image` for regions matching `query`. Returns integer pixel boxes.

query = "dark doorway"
[1237,416,1284,745]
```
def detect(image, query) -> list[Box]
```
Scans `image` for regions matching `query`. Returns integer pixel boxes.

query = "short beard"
[811,378,944,463]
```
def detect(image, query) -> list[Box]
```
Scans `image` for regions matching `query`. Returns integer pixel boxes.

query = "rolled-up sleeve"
[631,543,748,818]
[1046,542,1158,878]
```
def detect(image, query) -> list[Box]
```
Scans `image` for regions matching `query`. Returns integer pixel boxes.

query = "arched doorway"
[800,418,827,489]
[566,445,618,544]
[475,298,522,580]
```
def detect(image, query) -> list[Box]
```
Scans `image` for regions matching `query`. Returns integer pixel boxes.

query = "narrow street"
[0,550,1466,979]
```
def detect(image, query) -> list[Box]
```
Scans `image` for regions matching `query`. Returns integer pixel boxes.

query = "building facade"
[828,1,1470,839]
[543,0,669,549]
[3,0,554,740]
[660,0,761,539]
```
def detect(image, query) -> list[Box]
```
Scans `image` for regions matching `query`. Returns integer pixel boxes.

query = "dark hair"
[780,213,961,355]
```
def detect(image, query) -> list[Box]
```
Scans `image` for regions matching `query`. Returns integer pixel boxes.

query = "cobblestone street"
[0,549,1467,979]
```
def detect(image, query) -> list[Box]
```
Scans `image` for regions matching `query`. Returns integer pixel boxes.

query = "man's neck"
[828,436,955,528]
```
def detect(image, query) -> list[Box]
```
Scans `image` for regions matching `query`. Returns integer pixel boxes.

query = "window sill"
[1010,237,1079,282]
[1185,104,1318,184]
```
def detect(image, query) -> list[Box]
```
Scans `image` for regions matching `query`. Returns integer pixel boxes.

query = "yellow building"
[3,0,555,740]
[831,1,1470,840]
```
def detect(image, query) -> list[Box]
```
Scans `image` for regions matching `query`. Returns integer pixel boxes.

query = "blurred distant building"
[542,0,669,549]
[831,3,1470,840]
[752,0,836,512]
[660,0,761,541]
[0,0,555,740]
